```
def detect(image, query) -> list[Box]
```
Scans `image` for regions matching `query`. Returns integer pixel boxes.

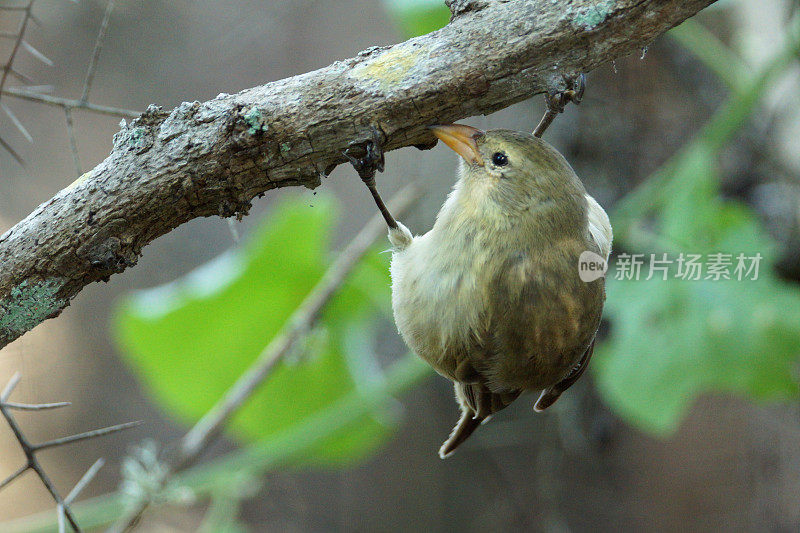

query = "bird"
[382,124,612,458]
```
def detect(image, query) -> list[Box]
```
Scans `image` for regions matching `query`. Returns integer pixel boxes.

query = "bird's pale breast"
[390,222,603,393]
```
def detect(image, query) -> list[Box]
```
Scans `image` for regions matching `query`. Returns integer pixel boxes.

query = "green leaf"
[114,194,397,465]
[383,0,451,38]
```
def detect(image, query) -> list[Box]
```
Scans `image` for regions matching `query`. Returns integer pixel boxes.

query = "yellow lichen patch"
[352,45,426,91]
[68,171,92,189]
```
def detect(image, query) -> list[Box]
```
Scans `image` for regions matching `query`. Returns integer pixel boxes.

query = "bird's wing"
[585,194,612,260]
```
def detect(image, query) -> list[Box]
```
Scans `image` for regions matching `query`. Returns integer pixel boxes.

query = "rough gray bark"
[0,0,717,350]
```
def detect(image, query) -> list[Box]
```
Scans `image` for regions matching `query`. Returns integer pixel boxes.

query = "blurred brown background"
[1,0,800,531]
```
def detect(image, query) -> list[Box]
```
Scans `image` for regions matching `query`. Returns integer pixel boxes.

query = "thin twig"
[0,463,28,491]
[57,506,65,533]
[25,458,77,531]
[0,0,136,164]
[65,107,82,176]
[1,371,21,401]
[67,458,106,503]
[0,373,141,532]
[2,87,140,118]
[108,183,421,532]
[0,375,80,531]
[81,0,115,103]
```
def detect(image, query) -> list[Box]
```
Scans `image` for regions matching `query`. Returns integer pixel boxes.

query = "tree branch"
[0,0,717,350]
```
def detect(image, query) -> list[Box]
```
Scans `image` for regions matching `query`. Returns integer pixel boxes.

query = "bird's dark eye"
[492,152,508,166]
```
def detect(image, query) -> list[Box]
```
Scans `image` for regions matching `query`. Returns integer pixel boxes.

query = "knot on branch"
[83,236,139,279]
[136,103,170,126]
[445,0,489,18]
[218,197,253,220]
[113,104,170,153]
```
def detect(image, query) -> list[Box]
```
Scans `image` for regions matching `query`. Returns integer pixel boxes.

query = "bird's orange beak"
[429,124,485,166]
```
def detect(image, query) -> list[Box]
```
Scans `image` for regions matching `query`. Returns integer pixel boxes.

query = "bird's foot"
[548,72,585,112]
[344,127,398,229]
[344,127,385,188]
[533,73,585,138]
[533,337,595,412]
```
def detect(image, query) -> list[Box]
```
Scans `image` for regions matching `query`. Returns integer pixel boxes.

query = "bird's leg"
[532,73,586,138]
[344,127,398,229]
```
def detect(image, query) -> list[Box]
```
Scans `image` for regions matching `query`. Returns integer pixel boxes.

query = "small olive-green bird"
[388,124,612,458]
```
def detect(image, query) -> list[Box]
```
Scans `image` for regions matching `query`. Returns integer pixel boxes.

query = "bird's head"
[429,124,587,219]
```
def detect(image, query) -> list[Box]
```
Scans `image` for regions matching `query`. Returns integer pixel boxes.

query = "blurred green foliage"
[383,0,450,38]
[4,355,429,533]
[596,227,800,434]
[595,17,800,433]
[115,195,408,465]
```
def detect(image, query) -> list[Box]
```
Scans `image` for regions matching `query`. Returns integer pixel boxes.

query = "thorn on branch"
[65,107,82,176]
[2,101,33,142]
[1,65,34,84]
[21,39,53,66]
[0,134,24,165]
[4,400,71,411]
